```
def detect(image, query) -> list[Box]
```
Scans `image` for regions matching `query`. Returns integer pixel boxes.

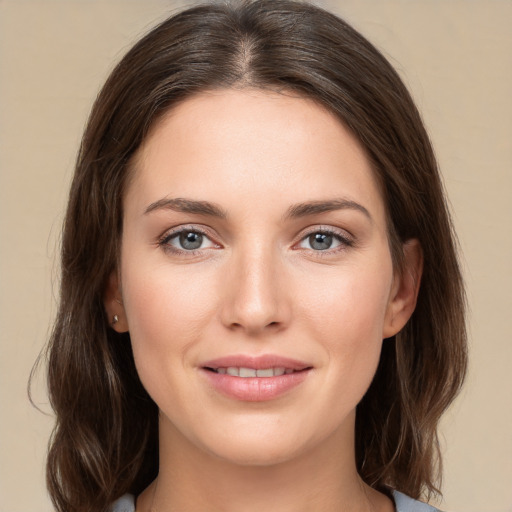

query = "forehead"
[126,88,386,224]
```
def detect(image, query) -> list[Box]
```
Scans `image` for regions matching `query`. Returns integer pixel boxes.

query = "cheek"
[301,260,392,339]
[120,259,217,379]
[298,259,392,387]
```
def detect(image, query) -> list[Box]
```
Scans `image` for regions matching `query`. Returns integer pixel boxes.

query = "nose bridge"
[221,238,288,334]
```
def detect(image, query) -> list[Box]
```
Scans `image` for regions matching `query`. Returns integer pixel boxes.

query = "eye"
[159,227,218,253]
[297,228,353,252]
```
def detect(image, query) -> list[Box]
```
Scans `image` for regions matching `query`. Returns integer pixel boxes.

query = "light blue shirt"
[110,490,440,511]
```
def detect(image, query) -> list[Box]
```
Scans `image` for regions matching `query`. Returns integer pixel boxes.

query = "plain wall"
[1,1,511,511]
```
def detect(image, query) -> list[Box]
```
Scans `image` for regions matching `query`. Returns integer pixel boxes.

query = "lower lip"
[201,369,310,402]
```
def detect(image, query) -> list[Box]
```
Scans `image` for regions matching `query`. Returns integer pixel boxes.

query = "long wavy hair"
[44,1,467,510]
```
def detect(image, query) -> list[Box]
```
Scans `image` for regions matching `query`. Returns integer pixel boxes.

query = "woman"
[45,1,467,511]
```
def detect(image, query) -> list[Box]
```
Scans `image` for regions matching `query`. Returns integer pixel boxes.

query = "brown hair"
[44,1,467,510]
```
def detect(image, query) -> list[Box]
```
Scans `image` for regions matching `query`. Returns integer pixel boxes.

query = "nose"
[219,244,291,336]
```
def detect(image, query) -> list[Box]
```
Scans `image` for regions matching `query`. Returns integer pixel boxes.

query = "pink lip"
[200,354,312,402]
[202,354,311,371]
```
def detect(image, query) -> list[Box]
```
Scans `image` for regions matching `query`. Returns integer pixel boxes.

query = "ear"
[104,270,129,333]
[383,239,423,339]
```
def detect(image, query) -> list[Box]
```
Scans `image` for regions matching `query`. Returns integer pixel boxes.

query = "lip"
[202,354,311,371]
[199,354,312,402]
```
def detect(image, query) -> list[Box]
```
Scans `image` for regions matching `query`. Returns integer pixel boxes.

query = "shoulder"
[110,491,440,512]
[109,494,135,512]
[393,490,441,512]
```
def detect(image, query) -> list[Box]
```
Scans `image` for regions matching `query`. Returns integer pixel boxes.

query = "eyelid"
[157,224,221,254]
[156,223,355,256]
[293,225,355,252]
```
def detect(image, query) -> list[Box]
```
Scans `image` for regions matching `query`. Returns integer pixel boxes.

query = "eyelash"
[157,225,217,256]
[297,226,355,256]
[157,225,354,257]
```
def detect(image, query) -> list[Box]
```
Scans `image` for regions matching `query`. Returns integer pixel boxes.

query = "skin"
[105,89,422,512]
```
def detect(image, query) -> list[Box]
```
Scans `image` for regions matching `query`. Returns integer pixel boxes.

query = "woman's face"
[111,89,415,466]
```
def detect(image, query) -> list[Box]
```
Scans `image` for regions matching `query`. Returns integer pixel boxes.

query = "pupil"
[310,233,332,250]
[180,232,202,250]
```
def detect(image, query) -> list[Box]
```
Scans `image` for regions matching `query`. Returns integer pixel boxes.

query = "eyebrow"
[144,197,371,222]
[283,199,372,222]
[144,197,228,218]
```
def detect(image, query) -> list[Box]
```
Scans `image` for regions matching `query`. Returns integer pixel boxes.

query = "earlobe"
[103,270,129,333]
[383,239,423,339]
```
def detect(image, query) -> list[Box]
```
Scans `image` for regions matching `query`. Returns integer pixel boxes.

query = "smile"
[200,355,312,401]
[207,367,297,377]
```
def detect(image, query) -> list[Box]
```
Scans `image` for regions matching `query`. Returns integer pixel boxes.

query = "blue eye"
[177,231,204,250]
[160,228,217,252]
[307,233,336,250]
[298,229,351,252]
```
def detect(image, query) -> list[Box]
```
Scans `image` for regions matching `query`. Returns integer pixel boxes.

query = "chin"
[208,438,305,467]
[192,416,324,468]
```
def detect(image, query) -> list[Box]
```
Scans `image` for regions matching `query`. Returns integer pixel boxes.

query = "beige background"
[1,1,511,511]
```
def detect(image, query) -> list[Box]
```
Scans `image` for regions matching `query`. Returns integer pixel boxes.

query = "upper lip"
[201,354,312,371]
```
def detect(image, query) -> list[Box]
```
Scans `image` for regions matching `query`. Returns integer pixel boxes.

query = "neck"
[136,413,393,512]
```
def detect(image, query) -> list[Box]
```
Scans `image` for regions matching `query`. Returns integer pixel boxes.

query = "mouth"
[204,366,306,377]
[200,355,313,401]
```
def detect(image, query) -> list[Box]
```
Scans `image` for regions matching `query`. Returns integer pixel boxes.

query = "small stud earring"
[112,314,119,326]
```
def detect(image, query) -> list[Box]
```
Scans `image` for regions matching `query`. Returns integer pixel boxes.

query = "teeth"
[256,368,274,377]
[239,367,257,377]
[218,367,292,377]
